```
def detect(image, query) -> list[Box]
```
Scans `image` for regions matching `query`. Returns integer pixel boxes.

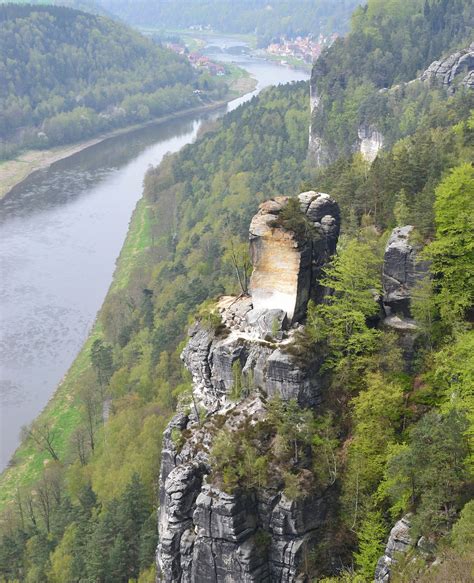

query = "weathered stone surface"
[158,194,337,582]
[158,462,208,582]
[246,307,288,340]
[266,348,321,406]
[249,196,311,323]
[382,226,428,318]
[157,389,329,582]
[375,516,413,583]
[194,486,258,542]
[421,43,474,91]
[308,65,331,167]
[181,310,323,410]
[249,192,340,323]
[358,124,384,163]
[159,303,327,580]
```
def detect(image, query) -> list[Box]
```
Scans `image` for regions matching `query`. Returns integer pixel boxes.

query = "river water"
[0,40,309,469]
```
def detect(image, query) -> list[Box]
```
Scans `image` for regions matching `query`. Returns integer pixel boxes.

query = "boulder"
[246,307,288,340]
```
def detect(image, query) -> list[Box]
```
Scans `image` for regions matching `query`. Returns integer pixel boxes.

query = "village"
[164,42,226,76]
[266,33,339,64]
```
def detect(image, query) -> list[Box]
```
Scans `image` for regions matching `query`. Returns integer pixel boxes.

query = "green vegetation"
[424,163,474,327]
[0,5,229,159]
[312,0,474,159]
[313,110,474,235]
[98,0,361,47]
[0,0,473,579]
[272,196,321,240]
[210,399,338,498]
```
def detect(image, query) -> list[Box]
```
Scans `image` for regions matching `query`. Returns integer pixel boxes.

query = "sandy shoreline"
[0,91,253,201]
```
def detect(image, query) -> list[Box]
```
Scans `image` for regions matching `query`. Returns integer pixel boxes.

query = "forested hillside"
[0,0,107,14]
[310,0,474,160]
[0,5,226,159]
[98,0,361,46]
[0,0,473,580]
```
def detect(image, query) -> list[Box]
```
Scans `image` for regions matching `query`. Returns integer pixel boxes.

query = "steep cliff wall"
[156,194,340,582]
[308,43,474,167]
[357,125,385,163]
[421,43,474,91]
[308,66,331,167]
[249,192,339,323]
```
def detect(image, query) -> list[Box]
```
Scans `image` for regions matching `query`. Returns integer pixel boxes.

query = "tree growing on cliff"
[299,236,382,390]
[223,238,252,294]
[385,409,470,538]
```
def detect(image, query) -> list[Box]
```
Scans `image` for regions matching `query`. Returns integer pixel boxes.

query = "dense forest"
[0,5,227,159]
[0,0,473,581]
[97,0,361,46]
[0,0,107,14]
[311,0,474,159]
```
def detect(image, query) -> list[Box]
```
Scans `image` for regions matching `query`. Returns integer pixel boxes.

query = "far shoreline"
[0,94,252,201]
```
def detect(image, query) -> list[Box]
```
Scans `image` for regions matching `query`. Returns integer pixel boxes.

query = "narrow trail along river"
[0,39,309,469]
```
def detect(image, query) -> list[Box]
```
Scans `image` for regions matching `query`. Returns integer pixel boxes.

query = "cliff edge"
[156,193,340,582]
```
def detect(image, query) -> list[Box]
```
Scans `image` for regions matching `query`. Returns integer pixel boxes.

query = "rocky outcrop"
[308,64,331,167]
[358,125,384,163]
[157,391,331,582]
[421,43,474,91]
[375,516,413,583]
[249,192,339,323]
[382,226,430,368]
[181,306,323,412]
[157,194,340,582]
[382,226,428,319]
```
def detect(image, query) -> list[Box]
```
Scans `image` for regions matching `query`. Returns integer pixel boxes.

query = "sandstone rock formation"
[375,515,413,583]
[357,125,385,163]
[382,226,428,319]
[308,64,331,167]
[249,192,339,323]
[157,194,340,582]
[382,226,430,368]
[421,43,474,91]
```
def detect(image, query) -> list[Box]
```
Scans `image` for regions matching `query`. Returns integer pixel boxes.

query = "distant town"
[163,31,339,75]
[164,42,226,76]
[266,34,339,64]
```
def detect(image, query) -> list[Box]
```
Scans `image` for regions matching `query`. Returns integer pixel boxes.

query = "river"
[0,39,309,469]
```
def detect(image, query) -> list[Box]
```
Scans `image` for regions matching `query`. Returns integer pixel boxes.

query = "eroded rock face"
[157,295,329,581]
[421,43,474,91]
[375,516,413,583]
[181,299,323,412]
[382,226,430,369]
[157,394,330,583]
[249,192,340,323]
[358,125,384,163]
[157,194,340,582]
[382,226,428,318]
